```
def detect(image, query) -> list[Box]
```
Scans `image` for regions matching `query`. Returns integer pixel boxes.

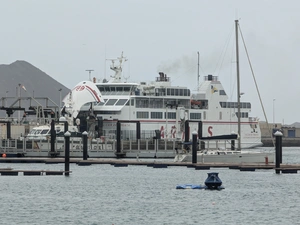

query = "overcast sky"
[1,0,299,124]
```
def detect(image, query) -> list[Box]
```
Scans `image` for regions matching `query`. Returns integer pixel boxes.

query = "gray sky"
[1,0,299,124]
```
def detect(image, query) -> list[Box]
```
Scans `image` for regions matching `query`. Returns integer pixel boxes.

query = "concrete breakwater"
[262,137,300,147]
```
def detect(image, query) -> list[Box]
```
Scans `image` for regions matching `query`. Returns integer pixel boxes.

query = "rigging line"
[229,39,237,101]
[213,25,235,77]
[228,37,236,130]
[238,24,275,148]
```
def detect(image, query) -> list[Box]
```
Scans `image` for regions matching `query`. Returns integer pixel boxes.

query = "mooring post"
[50,119,55,153]
[82,131,88,160]
[64,131,71,176]
[64,121,68,133]
[184,120,189,151]
[116,121,121,154]
[279,133,282,164]
[198,121,205,150]
[192,130,198,164]
[274,131,283,174]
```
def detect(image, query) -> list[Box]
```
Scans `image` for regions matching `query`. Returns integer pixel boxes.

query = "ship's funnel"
[62,80,103,119]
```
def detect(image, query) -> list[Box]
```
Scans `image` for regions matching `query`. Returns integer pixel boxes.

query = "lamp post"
[5,91,8,107]
[59,88,62,118]
[273,98,276,127]
[18,84,21,123]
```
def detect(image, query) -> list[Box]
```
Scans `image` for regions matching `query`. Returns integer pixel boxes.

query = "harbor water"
[1,147,300,225]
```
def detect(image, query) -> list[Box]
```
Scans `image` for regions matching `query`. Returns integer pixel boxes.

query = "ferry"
[77,52,262,149]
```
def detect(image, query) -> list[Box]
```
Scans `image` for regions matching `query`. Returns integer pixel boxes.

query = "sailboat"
[175,20,275,163]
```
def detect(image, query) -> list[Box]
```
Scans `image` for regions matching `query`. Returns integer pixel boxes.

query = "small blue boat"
[176,172,225,190]
[205,172,223,189]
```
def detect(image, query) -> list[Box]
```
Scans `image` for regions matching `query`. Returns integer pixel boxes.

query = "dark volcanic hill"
[0,61,70,118]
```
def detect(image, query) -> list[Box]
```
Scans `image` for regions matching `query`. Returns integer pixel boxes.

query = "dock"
[0,169,71,176]
[0,157,299,174]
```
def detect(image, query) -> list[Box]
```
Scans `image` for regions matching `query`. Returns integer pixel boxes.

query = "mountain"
[0,60,70,119]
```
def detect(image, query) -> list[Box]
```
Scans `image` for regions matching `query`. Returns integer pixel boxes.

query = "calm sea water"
[0,147,300,225]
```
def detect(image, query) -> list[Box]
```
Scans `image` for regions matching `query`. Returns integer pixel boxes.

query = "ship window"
[130,99,134,106]
[105,99,118,106]
[219,112,222,120]
[171,89,174,95]
[136,98,149,108]
[41,129,50,134]
[104,86,110,92]
[247,103,251,108]
[167,89,170,95]
[179,89,183,96]
[124,87,131,92]
[164,112,176,119]
[151,112,163,119]
[219,90,226,95]
[116,99,128,106]
[137,111,149,119]
[30,129,41,134]
[236,112,248,118]
[184,89,188,96]
[190,113,201,120]
[175,89,179,96]
[110,86,116,92]
[116,86,123,92]
[95,111,119,114]
[98,86,105,92]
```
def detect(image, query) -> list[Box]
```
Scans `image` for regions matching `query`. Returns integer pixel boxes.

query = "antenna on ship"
[85,69,94,81]
[106,51,128,83]
[123,58,130,82]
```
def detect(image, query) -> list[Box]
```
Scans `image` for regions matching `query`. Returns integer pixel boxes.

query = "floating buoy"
[2,153,7,158]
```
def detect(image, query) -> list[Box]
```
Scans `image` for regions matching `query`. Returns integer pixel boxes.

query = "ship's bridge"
[96,83,138,96]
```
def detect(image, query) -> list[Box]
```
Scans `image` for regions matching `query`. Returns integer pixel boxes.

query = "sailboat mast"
[235,20,241,150]
[197,51,200,89]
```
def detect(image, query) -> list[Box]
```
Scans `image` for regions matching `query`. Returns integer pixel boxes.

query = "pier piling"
[198,121,202,139]
[275,131,283,174]
[82,131,88,160]
[64,131,71,176]
[50,119,55,154]
[192,131,197,164]
[116,121,121,157]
